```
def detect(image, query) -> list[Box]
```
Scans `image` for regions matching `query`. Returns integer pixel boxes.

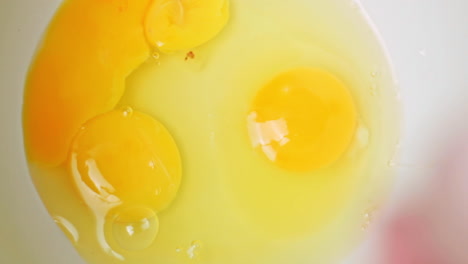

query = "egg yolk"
[248,68,357,172]
[70,108,182,213]
[145,0,230,52]
[23,0,153,166]
[24,0,230,167]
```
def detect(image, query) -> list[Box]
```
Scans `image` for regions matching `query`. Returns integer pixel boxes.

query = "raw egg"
[23,0,399,263]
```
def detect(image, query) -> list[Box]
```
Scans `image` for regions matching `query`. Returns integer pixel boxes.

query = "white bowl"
[0,0,466,263]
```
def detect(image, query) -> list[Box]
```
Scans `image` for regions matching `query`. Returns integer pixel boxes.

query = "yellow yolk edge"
[248,68,357,172]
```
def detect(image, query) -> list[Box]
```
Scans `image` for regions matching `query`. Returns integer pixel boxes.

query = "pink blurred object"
[383,139,468,264]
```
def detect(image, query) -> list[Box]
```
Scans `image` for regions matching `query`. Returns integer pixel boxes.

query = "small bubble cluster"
[176,240,204,260]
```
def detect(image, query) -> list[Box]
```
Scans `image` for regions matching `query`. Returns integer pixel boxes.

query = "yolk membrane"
[145,0,230,53]
[70,108,182,213]
[248,68,357,172]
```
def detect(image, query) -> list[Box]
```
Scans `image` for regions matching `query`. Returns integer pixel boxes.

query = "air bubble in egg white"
[186,240,203,259]
[151,51,160,60]
[356,125,370,149]
[111,207,159,251]
[122,106,134,118]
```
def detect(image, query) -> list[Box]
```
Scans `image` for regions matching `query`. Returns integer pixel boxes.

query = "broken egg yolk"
[145,0,230,52]
[23,0,153,166]
[70,108,182,213]
[23,0,230,167]
[248,68,357,172]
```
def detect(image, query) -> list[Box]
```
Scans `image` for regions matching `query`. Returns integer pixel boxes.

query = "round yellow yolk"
[248,68,357,172]
[145,0,230,53]
[70,109,182,212]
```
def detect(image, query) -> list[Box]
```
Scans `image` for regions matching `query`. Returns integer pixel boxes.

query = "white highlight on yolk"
[247,112,290,149]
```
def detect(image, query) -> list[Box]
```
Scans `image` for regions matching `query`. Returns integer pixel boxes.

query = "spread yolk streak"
[70,109,182,213]
[23,0,230,167]
[248,68,357,172]
[145,0,230,53]
[23,0,153,166]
